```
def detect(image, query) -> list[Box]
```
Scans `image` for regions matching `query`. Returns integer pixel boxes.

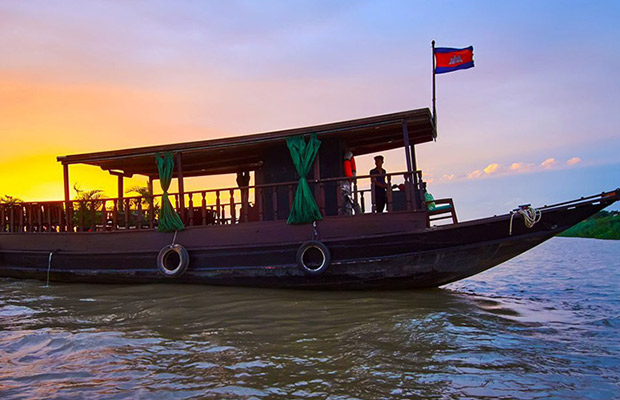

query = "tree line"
[559,210,620,240]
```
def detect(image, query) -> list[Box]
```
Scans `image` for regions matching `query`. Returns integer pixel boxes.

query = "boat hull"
[0,194,616,289]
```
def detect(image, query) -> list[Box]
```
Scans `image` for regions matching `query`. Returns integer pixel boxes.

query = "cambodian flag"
[434,46,474,74]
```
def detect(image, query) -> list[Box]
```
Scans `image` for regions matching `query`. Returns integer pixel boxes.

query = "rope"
[509,206,542,235]
[171,230,178,246]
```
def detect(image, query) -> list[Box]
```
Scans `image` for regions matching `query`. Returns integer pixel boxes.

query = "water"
[1,237,619,399]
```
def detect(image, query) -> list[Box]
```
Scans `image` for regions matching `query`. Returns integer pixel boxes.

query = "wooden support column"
[117,174,124,210]
[402,120,419,210]
[63,163,71,204]
[176,152,185,222]
[410,141,421,210]
[148,176,155,229]
[110,171,126,211]
[147,176,154,196]
[63,163,72,231]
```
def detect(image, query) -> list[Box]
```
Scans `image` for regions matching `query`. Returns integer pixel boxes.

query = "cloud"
[510,162,534,172]
[441,174,455,182]
[467,170,483,179]
[483,163,499,174]
[567,157,581,166]
[541,158,557,169]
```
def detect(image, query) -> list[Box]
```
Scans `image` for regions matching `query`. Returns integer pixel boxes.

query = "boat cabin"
[1,108,459,233]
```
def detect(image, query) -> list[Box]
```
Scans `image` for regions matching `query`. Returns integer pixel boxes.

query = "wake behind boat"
[0,108,617,289]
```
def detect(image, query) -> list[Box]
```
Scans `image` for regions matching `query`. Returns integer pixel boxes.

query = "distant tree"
[560,210,620,240]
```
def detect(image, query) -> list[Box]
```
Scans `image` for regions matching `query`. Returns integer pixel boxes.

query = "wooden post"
[188,193,194,226]
[117,174,124,209]
[229,189,236,224]
[387,175,393,212]
[201,192,207,225]
[109,170,126,212]
[37,204,42,232]
[45,204,51,232]
[432,39,437,127]
[124,198,130,228]
[112,199,118,230]
[176,153,185,222]
[402,120,419,210]
[272,187,278,220]
[257,188,264,221]
[63,163,72,231]
[411,143,421,210]
[148,176,155,229]
[216,190,221,223]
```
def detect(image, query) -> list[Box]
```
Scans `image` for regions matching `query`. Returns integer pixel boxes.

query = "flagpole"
[432,40,437,128]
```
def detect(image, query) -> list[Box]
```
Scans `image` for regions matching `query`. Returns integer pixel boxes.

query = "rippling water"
[1,237,619,399]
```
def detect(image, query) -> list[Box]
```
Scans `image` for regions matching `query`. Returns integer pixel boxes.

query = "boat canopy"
[57,108,436,178]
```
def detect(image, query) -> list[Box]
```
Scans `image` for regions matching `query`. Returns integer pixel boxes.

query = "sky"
[0,0,619,220]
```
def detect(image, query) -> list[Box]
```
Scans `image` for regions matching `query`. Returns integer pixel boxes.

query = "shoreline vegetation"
[559,210,620,240]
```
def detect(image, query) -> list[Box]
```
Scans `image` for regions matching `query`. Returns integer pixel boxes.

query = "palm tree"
[0,195,23,205]
[73,184,105,230]
[126,184,159,226]
[0,195,23,232]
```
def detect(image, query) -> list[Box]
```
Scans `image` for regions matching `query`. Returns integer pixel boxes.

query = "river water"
[1,237,619,399]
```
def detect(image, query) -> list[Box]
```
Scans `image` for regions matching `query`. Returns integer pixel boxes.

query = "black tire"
[296,240,331,275]
[157,244,190,277]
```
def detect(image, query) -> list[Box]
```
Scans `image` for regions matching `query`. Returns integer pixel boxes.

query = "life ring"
[157,244,189,277]
[296,240,331,275]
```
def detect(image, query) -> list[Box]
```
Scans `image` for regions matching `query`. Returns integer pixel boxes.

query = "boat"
[0,108,618,289]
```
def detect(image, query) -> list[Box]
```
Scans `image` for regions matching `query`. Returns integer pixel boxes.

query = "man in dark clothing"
[370,155,387,213]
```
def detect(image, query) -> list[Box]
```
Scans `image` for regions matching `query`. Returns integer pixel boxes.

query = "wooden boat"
[1,108,617,289]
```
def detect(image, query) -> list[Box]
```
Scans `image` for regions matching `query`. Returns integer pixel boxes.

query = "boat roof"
[58,108,436,178]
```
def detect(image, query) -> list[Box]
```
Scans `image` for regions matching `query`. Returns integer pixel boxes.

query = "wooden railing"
[0,171,433,233]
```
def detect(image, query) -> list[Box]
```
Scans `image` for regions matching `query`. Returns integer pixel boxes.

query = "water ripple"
[0,237,619,399]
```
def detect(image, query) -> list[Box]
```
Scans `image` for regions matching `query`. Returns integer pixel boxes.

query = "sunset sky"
[1,1,618,220]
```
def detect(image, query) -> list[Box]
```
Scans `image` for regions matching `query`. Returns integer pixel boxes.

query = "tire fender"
[296,240,331,275]
[157,244,190,277]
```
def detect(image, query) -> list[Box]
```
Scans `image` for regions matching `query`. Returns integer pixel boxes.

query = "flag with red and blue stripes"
[434,46,474,74]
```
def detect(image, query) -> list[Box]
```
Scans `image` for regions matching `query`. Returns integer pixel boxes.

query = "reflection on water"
[1,237,619,399]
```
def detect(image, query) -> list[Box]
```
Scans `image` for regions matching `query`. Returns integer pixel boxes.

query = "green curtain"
[156,152,185,232]
[286,134,323,224]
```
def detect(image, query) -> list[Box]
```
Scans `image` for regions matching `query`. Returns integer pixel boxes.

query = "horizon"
[1,1,619,220]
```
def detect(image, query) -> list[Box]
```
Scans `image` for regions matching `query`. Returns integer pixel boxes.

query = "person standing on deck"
[370,155,387,213]
[341,150,356,215]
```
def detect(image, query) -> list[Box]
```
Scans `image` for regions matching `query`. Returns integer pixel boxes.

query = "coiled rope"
[509,206,542,235]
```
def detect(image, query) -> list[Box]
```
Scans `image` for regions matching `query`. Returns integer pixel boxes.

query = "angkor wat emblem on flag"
[449,55,462,65]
